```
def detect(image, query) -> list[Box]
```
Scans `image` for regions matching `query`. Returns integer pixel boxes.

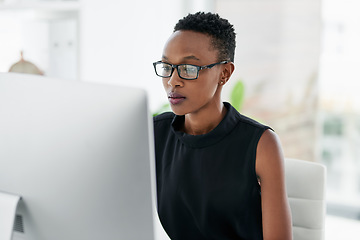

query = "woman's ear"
[220,62,235,85]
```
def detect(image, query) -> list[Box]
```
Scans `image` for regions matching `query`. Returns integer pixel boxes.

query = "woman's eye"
[161,64,172,73]
[183,66,197,75]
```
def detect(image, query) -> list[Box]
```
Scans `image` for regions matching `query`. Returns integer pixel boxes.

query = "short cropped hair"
[174,12,236,62]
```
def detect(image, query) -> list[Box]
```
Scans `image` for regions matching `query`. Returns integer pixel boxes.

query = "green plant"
[153,103,171,117]
[230,80,245,111]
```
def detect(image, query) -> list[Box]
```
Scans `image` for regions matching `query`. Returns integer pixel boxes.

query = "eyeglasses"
[153,60,228,80]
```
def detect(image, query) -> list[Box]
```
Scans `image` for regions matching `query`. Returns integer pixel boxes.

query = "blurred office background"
[0,0,359,238]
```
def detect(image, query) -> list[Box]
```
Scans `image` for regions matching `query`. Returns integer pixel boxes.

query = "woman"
[153,12,292,240]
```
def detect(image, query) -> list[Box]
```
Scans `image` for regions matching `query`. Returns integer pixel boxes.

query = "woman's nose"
[167,69,184,87]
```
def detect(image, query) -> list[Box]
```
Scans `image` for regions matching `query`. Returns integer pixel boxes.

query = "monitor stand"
[0,192,21,240]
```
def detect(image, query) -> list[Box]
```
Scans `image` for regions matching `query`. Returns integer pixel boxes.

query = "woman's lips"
[168,92,186,105]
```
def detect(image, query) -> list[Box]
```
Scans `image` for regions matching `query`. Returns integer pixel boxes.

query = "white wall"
[215,0,322,161]
[79,0,183,111]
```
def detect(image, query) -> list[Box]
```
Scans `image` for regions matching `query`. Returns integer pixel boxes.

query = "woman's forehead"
[162,30,218,63]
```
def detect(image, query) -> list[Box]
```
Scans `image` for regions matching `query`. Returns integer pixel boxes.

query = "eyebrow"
[162,55,200,62]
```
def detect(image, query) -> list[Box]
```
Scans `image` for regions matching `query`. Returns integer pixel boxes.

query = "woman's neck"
[182,102,227,135]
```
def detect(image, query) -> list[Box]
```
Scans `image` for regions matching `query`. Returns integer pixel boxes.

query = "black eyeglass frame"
[153,60,229,80]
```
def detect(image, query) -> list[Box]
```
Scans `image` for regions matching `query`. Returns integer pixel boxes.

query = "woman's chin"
[170,105,188,116]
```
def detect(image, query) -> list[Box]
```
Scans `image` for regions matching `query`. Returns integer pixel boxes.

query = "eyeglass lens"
[155,62,198,79]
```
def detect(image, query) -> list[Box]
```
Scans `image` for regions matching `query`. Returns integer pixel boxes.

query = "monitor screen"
[0,73,161,240]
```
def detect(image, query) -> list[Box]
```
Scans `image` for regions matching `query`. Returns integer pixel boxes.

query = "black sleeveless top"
[153,102,270,240]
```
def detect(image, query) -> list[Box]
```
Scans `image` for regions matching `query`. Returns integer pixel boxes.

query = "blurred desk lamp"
[8,51,43,75]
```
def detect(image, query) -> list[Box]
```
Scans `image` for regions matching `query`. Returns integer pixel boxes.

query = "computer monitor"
[0,73,161,240]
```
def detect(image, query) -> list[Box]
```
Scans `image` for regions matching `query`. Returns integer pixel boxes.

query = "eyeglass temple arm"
[200,61,229,70]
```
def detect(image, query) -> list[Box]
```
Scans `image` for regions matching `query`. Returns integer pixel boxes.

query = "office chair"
[284,158,327,240]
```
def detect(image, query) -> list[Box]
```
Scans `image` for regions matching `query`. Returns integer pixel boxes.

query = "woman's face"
[161,30,225,116]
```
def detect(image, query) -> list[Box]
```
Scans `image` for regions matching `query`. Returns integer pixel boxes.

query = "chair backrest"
[284,158,326,240]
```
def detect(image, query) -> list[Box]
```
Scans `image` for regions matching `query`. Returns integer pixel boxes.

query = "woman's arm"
[256,129,293,240]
